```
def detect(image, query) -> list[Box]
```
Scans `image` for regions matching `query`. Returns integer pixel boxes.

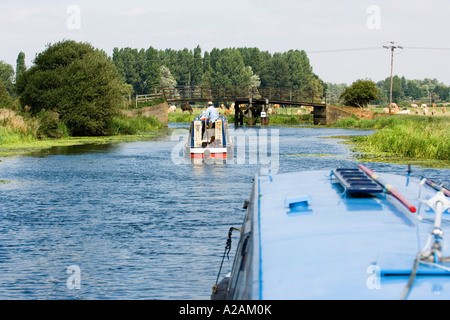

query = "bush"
[36,109,68,139]
[111,115,162,135]
[0,108,37,144]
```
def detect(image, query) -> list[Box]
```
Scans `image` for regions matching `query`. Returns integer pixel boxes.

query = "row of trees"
[2,40,450,138]
[112,46,324,96]
[327,77,450,106]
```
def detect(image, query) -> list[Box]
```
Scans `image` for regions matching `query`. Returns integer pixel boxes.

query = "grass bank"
[0,108,168,157]
[331,115,450,167]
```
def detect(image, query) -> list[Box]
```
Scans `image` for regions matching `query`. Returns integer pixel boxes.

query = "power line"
[306,47,382,54]
[306,46,450,54]
[404,46,450,51]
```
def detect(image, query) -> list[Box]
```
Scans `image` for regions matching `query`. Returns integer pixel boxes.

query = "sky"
[1,0,450,85]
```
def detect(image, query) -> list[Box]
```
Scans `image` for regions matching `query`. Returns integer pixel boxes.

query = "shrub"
[36,109,68,139]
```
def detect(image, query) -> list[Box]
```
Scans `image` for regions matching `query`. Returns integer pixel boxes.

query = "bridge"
[136,86,327,126]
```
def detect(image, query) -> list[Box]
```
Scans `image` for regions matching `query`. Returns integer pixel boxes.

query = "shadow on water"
[29,143,122,157]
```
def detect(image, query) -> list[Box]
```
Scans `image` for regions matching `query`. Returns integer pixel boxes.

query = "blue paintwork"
[225,168,450,300]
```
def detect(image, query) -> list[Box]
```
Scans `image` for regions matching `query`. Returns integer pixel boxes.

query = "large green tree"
[340,79,379,108]
[17,40,124,136]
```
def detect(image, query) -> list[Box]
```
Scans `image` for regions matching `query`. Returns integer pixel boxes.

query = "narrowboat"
[185,114,233,159]
[212,165,450,300]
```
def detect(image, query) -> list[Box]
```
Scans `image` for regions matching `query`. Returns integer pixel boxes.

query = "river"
[0,124,448,299]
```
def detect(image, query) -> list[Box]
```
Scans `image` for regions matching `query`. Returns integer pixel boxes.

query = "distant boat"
[212,165,450,300]
[185,114,233,160]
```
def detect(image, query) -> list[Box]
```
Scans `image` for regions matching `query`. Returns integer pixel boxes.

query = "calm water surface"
[0,124,448,299]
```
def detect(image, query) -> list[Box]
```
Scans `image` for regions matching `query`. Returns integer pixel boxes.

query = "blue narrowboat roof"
[230,168,450,300]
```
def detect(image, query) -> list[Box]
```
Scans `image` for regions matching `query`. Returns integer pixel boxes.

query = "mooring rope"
[213,227,241,293]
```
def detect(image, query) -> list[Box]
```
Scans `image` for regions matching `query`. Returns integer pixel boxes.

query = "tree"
[159,65,177,89]
[144,46,161,90]
[266,53,290,88]
[0,80,13,108]
[15,52,26,85]
[382,76,404,103]
[284,50,312,90]
[17,40,124,136]
[191,45,203,87]
[340,79,379,108]
[433,84,449,102]
[212,49,251,88]
[0,60,15,97]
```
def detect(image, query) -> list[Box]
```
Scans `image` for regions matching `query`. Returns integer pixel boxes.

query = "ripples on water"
[0,125,448,299]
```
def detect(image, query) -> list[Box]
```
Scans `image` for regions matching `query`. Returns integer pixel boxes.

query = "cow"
[181,103,193,114]
[224,110,232,115]
[168,105,177,113]
[411,104,418,108]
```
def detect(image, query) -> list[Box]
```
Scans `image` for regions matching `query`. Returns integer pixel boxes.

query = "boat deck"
[229,169,450,300]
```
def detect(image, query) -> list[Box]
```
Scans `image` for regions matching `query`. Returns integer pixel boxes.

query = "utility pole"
[383,42,403,113]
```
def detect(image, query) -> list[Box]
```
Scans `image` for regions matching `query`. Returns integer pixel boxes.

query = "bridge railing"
[157,86,325,105]
[161,86,250,102]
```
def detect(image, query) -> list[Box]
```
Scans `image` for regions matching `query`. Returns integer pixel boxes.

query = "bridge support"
[234,99,271,127]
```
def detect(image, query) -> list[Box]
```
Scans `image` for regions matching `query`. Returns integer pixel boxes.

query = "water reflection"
[29,143,121,157]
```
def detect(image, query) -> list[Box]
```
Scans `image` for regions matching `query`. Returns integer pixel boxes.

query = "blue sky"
[1,0,450,85]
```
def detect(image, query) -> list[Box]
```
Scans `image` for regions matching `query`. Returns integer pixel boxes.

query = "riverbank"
[330,114,450,168]
[0,107,169,157]
[2,106,449,168]
[0,130,171,157]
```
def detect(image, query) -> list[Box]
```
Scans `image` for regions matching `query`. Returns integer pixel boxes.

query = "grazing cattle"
[181,103,193,114]
[411,104,418,108]
[273,104,280,108]
[168,105,177,113]
[389,103,400,114]
[296,110,302,115]
[224,110,232,115]
[267,108,273,115]
[423,107,429,115]
[443,106,446,114]
[398,109,410,114]
[421,104,428,109]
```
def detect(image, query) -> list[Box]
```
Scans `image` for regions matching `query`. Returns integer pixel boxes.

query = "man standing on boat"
[205,100,219,129]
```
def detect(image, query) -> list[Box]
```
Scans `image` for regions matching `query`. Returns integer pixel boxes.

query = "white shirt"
[205,105,219,123]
